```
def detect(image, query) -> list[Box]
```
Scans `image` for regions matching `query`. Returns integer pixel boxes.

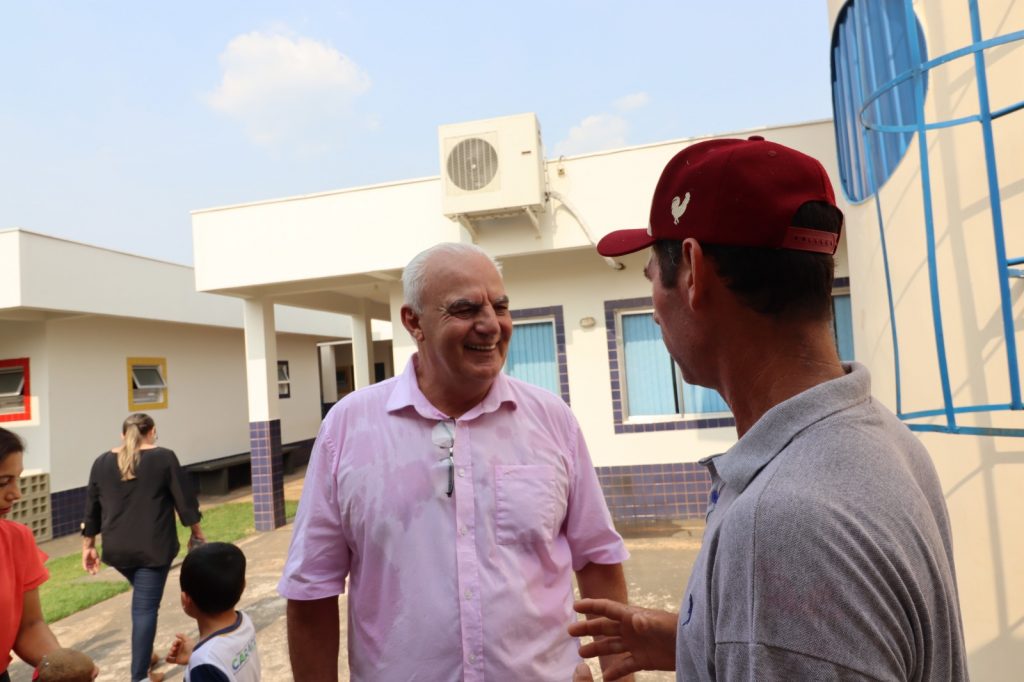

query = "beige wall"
[0,320,49,472]
[275,334,327,443]
[192,120,845,292]
[381,120,849,468]
[503,248,737,467]
[827,0,1024,674]
[3,315,327,493]
[192,179,462,291]
[1,229,356,339]
[323,339,395,398]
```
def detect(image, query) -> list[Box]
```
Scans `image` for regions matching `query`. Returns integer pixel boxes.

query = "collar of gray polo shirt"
[702,363,869,494]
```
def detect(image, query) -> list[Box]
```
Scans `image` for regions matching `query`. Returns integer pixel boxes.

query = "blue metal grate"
[831,0,1024,436]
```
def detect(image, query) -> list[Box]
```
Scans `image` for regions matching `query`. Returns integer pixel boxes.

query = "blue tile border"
[51,486,87,538]
[511,305,571,405]
[596,461,712,522]
[250,419,286,531]
[53,458,711,532]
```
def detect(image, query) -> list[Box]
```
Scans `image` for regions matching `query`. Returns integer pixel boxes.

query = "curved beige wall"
[828,1,1024,675]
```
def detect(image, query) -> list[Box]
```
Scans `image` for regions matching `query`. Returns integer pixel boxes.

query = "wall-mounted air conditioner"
[438,113,546,220]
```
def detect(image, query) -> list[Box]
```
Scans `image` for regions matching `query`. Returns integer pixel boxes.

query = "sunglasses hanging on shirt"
[431,420,455,498]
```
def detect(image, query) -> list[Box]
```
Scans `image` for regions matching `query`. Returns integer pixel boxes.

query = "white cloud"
[614,91,650,111]
[553,92,650,156]
[553,114,629,157]
[207,30,371,152]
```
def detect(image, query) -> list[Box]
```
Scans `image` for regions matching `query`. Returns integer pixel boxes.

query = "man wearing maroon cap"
[569,137,967,681]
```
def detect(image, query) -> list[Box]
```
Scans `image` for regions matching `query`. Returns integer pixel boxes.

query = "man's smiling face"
[411,251,512,402]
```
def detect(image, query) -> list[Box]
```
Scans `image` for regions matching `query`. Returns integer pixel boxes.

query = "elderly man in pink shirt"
[280,242,630,681]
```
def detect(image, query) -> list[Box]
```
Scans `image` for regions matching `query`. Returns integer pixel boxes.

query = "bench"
[187,453,251,496]
[281,443,311,475]
[186,443,313,496]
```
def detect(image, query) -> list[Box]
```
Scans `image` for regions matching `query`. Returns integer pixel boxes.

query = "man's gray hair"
[402,242,502,313]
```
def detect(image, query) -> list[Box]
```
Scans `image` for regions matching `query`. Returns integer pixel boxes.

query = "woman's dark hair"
[0,427,24,464]
[653,201,843,321]
[180,542,247,614]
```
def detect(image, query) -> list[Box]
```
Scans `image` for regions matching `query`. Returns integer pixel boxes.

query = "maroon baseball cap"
[597,136,841,257]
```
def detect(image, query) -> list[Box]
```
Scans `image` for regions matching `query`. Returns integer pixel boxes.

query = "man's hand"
[573,662,595,681]
[568,599,679,680]
[81,547,100,575]
[165,633,194,665]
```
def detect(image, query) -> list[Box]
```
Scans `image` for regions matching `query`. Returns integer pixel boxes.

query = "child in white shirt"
[165,543,260,682]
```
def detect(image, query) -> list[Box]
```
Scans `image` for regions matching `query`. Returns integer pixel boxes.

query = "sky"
[0,1,835,265]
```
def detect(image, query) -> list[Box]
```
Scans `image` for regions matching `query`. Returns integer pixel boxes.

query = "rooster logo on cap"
[671,193,691,224]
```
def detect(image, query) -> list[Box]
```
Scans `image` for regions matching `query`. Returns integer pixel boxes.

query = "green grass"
[173,500,298,554]
[39,500,298,622]
[39,552,132,623]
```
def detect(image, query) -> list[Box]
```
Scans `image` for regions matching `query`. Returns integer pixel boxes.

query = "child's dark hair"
[180,542,246,614]
[0,427,24,464]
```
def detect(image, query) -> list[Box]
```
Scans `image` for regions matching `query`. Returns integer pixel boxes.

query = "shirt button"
[457,468,465,477]
[468,654,476,663]
[459,526,468,536]
[464,589,473,599]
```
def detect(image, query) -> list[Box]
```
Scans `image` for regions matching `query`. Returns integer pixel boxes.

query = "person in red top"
[0,427,75,682]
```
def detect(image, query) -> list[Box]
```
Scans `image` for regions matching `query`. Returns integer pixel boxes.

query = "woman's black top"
[81,447,201,568]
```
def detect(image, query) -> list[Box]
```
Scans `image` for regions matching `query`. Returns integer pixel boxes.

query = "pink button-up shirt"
[279,357,628,681]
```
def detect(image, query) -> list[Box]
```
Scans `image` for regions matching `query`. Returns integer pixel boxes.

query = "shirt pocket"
[494,464,559,545]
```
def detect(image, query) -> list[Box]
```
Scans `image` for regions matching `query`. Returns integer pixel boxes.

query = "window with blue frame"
[831,0,927,201]
[505,319,560,397]
[620,311,729,418]
[833,292,855,362]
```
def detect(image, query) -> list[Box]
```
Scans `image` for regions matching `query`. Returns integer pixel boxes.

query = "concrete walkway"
[9,474,702,681]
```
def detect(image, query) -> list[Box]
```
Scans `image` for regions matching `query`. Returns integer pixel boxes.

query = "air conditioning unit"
[439,113,546,220]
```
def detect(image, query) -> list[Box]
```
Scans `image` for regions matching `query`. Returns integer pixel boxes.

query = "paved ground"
[9,472,702,681]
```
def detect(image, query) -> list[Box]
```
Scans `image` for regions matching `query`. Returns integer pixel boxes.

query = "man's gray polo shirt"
[676,363,967,680]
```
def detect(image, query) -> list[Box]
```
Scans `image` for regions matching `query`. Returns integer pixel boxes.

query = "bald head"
[402,243,501,314]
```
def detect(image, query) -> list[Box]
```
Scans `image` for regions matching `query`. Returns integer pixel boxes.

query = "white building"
[0,229,385,536]
[190,116,854,532]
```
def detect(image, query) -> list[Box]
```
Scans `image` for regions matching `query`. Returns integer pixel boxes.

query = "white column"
[243,298,279,422]
[389,281,415,371]
[351,300,375,389]
[242,297,285,531]
[319,344,339,403]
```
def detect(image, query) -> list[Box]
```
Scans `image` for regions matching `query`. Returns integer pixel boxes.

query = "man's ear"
[680,238,706,309]
[400,305,424,343]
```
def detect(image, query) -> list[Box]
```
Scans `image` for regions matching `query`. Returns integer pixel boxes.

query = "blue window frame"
[831,0,928,201]
[833,293,855,362]
[604,297,735,434]
[505,320,559,396]
[621,313,677,416]
[620,311,729,418]
[506,306,570,403]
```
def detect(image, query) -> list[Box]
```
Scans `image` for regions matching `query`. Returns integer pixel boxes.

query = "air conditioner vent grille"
[447,138,499,191]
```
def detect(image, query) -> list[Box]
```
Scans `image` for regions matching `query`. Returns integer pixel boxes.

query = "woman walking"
[81,414,204,682]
